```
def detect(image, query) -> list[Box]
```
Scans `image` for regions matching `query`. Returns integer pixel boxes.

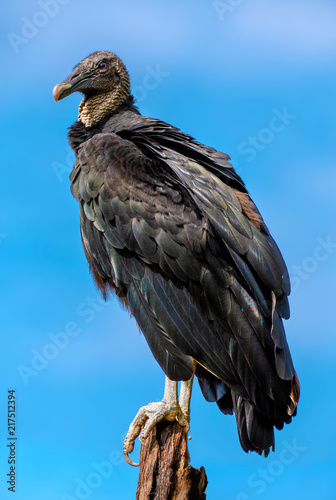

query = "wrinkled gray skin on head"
[53,51,130,127]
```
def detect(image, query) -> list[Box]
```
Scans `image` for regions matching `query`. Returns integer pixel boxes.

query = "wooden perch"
[136,420,208,500]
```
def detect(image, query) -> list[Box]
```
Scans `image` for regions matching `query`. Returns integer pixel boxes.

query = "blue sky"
[1,0,335,498]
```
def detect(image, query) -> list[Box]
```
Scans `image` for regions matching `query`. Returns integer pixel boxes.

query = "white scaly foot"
[123,376,194,466]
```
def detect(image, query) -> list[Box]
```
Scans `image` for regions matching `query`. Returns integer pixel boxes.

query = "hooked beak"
[53,69,90,102]
[53,82,72,102]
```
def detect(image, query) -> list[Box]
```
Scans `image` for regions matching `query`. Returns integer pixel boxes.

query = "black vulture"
[53,51,300,465]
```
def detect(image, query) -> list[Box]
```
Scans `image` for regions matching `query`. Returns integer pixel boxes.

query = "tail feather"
[216,392,234,415]
[196,363,227,402]
[232,392,274,457]
[196,367,300,456]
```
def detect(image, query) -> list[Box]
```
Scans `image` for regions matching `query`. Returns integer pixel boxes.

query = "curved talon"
[123,400,189,466]
[123,450,139,467]
[123,433,140,466]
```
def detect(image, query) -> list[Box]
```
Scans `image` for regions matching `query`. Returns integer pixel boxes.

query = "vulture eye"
[98,62,108,71]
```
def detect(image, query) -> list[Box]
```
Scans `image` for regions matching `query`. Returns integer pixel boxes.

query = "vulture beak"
[53,68,90,102]
[53,82,72,102]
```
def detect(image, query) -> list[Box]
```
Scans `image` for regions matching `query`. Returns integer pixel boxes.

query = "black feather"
[64,63,300,457]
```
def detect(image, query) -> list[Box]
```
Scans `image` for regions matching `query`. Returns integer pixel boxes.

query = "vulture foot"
[123,376,193,466]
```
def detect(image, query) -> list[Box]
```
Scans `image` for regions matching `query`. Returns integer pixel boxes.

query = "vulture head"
[53,51,130,127]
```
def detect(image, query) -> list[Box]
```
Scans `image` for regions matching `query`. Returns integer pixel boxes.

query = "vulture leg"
[123,376,190,466]
[179,375,194,422]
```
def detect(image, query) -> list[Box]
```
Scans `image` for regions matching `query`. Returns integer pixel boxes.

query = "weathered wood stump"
[136,420,208,500]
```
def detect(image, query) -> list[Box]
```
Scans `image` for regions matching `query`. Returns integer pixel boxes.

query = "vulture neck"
[78,83,130,128]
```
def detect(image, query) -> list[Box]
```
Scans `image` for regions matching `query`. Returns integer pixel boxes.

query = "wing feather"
[69,126,299,454]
